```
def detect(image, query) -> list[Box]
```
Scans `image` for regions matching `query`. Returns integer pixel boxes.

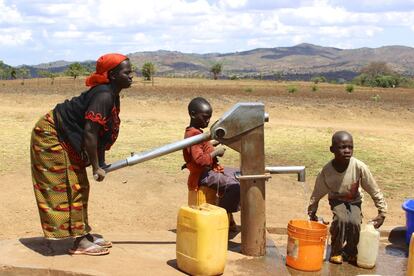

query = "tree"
[141,62,156,82]
[311,76,327,84]
[37,70,49,78]
[38,70,58,84]
[353,61,405,88]
[65,62,87,80]
[10,69,17,79]
[210,63,222,80]
[360,61,394,78]
[17,67,30,85]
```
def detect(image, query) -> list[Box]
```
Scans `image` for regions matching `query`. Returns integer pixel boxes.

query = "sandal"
[93,237,112,248]
[68,243,110,256]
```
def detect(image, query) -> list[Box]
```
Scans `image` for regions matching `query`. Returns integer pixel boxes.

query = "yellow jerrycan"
[357,222,380,269]
[176,203,229,276]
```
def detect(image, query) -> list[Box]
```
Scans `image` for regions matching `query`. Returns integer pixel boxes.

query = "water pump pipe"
[265,166,306,182]
[102,131,211,173]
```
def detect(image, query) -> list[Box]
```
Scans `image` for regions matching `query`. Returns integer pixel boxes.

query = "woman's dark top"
[53,84,120,166]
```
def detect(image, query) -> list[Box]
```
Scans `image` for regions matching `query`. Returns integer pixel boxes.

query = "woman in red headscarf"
[30,53,133,255]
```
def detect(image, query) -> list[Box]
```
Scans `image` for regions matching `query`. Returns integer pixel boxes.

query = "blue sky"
[2,0,414,66]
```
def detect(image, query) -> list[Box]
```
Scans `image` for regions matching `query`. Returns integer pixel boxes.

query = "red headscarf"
[85,53,128,87]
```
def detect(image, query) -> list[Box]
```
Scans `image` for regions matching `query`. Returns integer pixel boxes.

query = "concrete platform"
[0,227,409,276]
[0,230,288,276]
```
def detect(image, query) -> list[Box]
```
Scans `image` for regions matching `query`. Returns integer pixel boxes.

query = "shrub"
[311,84,318,92]
[345,84,354,93]
[287,86,297,93]
[371,94,381,102]
[244,87,253,93]
[230,75,240,80]
[311,76,326,84]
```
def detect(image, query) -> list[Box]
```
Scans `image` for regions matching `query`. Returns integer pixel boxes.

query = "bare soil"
[0,77,413,240]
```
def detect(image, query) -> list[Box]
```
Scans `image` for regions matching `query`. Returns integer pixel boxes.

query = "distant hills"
[10,43,414,81]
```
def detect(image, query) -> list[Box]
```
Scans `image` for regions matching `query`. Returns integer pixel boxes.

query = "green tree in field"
[37,70,50,78]
[65,62,87,80]
[17,67,30,85]
[38,70,58,84]
[210,63,222,80]
[360,61,394,78]
[141,62,156,81]
[311,75,327,84]
[10,68,17,79]
[352,61,409,88]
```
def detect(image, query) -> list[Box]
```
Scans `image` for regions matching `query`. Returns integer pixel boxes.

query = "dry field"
[0,77,413,240]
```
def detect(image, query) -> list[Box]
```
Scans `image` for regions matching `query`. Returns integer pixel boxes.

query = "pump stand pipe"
[265,166,306,182]
[101,131,211,174]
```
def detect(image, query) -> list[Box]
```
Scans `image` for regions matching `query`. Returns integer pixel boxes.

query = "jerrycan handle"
[364,221,377,231]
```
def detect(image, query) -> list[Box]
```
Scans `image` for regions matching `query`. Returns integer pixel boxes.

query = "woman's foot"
[86,233,112,248]
[69,235,109,256]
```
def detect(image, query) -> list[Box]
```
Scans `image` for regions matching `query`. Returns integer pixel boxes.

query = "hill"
[5,43,414,81]
[127,43,414,80]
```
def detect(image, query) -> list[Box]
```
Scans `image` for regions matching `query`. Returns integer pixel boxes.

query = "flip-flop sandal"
[93,237,112,248]
[68,243,110,256]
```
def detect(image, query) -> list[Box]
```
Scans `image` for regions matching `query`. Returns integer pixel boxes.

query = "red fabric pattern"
[85,111,108,130]
[60,141,86,167]
[85,53,127,87]
[106,106,120,150]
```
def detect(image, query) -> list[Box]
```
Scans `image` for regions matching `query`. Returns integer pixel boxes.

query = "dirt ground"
[0,77,413,241]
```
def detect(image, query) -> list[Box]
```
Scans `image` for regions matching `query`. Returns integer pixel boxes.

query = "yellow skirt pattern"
[30,111,91,239]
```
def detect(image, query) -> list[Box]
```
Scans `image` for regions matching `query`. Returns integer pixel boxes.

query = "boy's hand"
[214,146,226,157]
[371,214,385,228]
[308,211,318,221]
[211,140,220,147]
[308,211,329,225]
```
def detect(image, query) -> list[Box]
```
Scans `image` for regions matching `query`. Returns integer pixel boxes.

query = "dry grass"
[1,77,414,202]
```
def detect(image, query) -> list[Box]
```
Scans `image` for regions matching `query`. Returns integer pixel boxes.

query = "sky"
[2,0,414,66]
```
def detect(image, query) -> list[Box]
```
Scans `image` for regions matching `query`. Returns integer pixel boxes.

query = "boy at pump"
[307,131,387,264]
[182,97,240,231]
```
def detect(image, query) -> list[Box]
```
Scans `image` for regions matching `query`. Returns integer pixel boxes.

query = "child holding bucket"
[307,131,387,264]
[182,97,240,231]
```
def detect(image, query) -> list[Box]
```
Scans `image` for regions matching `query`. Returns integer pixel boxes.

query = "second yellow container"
[176,203,228,276]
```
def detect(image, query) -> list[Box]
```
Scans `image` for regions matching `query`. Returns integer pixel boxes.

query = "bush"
[230,75,240,80]
[311,76,326,84]
[244,87,253,93]
[311,84,318,92]
[345,84,354,93]
[287,86,297,93]
[371,94,381,102]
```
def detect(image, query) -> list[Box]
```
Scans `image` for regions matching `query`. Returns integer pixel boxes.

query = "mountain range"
[16,43,414,81]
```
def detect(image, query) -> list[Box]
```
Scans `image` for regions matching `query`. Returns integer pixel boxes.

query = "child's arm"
[360,165,387,228]
[210,146,225,159]
[210,140,220,147]
[308,172,329,220]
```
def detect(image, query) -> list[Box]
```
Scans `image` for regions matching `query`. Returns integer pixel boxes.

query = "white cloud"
[0,0,23,23]
[0,28,32,46]
[2,0,414,65]
[219,0,248,9]
[133,33,150,43]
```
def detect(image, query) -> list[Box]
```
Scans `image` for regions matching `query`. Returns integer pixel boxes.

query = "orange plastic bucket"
[286,219,328,271]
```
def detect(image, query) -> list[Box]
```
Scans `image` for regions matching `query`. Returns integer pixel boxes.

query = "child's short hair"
[331,130,353,146]
[188,97,211,114]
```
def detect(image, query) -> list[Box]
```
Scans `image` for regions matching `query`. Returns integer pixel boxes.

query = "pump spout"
[265,166,306,182]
